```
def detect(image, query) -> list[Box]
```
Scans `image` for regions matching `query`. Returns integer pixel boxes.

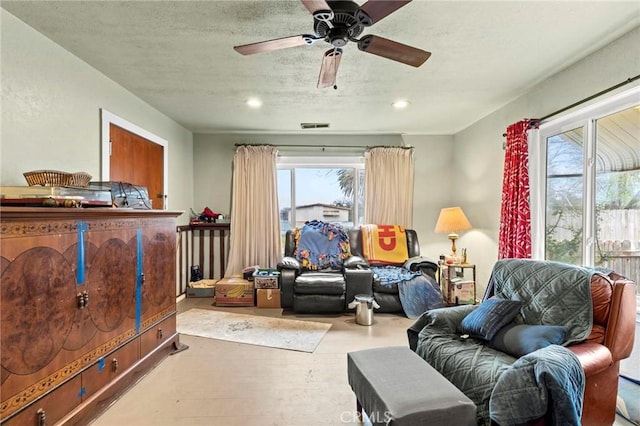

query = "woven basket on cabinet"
[23,170,92,187]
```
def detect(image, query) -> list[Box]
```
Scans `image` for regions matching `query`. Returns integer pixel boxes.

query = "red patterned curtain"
[498,119,535,259]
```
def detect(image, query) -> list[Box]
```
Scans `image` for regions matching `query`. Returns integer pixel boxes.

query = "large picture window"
[277,156,365,239]
[532,86,639,275]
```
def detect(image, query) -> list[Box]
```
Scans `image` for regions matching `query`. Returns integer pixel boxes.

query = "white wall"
[402,134,455,259]
[0,10,194,224]
[454,27,640,297]
[192,134,236,217]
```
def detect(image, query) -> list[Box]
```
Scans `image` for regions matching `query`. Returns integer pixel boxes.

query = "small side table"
[439,263,476,305]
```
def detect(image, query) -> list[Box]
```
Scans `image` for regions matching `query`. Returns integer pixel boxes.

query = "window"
[532,88,639,273]
[531,87,640,385]
[277,156,365,237]
[543,126,585,264]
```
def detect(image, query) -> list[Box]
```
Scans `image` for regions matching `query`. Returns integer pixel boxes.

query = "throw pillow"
[489,323,568,358]
[460,297,523,340]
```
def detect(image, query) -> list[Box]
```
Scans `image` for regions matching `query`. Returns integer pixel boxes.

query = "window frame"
[530,85,640,264]
[277,155,365,229]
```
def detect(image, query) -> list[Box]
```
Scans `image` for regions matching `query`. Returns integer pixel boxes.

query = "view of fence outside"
[546,209,639,283]
[545,105,639,286]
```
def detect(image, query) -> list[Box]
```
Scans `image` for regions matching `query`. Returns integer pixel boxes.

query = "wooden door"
[109,124,164,209]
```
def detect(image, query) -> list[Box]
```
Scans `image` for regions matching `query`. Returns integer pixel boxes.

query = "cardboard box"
[253,269,280,289]
[454,281,475,305]
[215,277,254,306]
[256,288,281,308]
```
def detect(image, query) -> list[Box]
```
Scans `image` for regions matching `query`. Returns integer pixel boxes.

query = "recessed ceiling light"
[392,100,410,109]
[300,122,330,129]
[246,98,262,108]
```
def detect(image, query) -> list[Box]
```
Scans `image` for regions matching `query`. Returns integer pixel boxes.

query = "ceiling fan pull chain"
[333,47,339,90]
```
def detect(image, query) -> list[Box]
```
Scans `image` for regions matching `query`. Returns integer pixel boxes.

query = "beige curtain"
[364,147,414,227]
[225,145,281,277]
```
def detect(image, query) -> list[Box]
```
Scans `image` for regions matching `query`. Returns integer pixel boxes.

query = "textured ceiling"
[2,1,639,134]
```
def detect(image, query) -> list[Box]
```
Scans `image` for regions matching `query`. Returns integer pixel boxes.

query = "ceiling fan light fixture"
[246,98,263,108]
[234,0,429,88]
[392,100,410,109]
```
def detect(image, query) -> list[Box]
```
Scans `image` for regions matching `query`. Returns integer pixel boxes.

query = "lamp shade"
[434,207,472,234]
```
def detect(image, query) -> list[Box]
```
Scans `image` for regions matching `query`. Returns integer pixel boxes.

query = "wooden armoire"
[0,207,182,425]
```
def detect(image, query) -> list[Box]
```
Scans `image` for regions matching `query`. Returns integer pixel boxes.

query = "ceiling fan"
[233,0,431,89]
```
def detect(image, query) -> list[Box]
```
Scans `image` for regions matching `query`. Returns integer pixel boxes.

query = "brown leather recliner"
[485,270,636,426]
[566,272,636,426]
[409,260,636,425]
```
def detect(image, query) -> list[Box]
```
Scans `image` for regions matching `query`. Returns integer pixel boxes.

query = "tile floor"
[91,297,634,425]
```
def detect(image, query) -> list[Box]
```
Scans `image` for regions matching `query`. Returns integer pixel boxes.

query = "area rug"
[176,308,331,353]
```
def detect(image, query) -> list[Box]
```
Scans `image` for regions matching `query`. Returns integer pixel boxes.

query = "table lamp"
[434,207,472,259]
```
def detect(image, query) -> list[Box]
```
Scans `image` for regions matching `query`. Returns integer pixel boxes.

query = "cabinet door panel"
[87,237,136,333]
[84,221,138,340]
[1,220,84,419]
[139,220,177,331]
[1,247,77,376]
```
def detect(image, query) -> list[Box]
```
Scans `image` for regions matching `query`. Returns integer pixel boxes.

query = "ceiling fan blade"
[301,0,331,14]
[355,0,412,26]
[234,35,313,55]
[317,48,343,89]
[358,35,431,67]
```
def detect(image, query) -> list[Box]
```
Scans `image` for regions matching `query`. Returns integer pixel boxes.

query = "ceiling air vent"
[300,123,330,129]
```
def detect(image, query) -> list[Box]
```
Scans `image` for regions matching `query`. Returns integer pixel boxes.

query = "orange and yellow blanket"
[361,224,409,265]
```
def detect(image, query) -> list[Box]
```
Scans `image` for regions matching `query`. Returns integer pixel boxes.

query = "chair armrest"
[567,342,613,376]
[277,257,300,310]
[345,268,373,309]
[403,256,438,278]
[407,305,476,350]
[343,255,369,269]
[277,256,301,271]
[278,268,296,309]
[604,279,636,361]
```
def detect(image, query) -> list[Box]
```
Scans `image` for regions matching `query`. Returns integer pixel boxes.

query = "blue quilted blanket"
[490,259,595,344]
[408,306,585,425]
[372,266,443,318]
[490,345,585,425]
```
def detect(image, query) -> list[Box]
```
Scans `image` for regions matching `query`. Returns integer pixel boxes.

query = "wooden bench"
[347,346,476,425]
